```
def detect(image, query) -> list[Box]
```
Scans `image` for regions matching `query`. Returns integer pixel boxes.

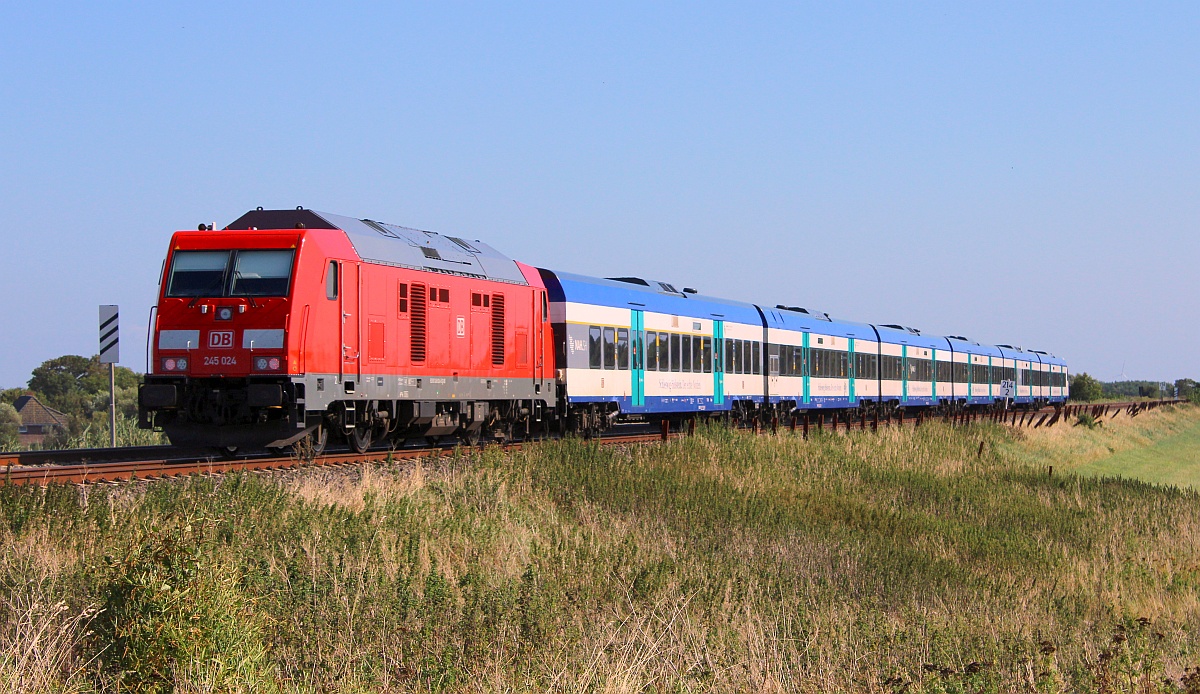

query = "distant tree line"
[1068,374,1198,403]
[0,355,146,449]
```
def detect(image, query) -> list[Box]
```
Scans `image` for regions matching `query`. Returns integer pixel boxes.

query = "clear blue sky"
[2,2,1197,388]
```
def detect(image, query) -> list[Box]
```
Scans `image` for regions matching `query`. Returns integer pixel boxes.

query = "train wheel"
[293,424,327,461]
[214,446,238,460]
[349,424,372,454]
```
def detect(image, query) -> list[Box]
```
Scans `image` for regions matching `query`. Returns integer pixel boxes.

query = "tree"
[1176,379,1197,400]
[1070,373,1103,402]
[0,402,20,450]
[25,355,144,437]
[0,388,24,407]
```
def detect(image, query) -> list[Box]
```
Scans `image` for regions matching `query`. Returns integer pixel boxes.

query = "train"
[137,207,1068,454]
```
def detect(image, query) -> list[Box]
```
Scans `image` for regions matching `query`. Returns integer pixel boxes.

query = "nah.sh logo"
[208,331,234,349]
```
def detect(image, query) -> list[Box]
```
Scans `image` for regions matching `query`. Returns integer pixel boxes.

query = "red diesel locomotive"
[138,208,556,454]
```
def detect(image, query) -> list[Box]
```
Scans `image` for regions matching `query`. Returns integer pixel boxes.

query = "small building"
[12,395,68,447]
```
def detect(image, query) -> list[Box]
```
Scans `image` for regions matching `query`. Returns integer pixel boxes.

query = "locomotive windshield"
[165,249,294,298]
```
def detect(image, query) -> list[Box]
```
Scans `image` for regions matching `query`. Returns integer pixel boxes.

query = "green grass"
[1076,416,1200,488]
[1,405,1199,692]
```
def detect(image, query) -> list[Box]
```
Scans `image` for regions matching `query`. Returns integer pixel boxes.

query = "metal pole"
[109,363,117,447]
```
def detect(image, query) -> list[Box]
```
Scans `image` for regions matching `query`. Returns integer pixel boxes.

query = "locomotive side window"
[230,250,294,297]
[397,283,408,314]
[589,327,602,369]
[327,262,338,300]
[165,250,230,297]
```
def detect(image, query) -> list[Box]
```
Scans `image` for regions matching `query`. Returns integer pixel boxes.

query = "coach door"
[713,320,725,405]
[340,262,361,385]
[631,310,645,407]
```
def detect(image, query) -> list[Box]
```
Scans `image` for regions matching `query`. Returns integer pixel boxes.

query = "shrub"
[1070,372,1103,402]
[89,515,276,694]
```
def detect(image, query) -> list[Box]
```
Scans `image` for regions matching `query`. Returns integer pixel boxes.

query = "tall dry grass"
[1,404,1198,692]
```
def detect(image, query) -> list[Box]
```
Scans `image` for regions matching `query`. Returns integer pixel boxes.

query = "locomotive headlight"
[161,357,189,372]
[216,307,234,321]
[254,356,282,372]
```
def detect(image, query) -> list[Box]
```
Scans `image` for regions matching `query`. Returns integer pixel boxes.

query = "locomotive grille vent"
[410,282,427,363]
[491,294,505,366]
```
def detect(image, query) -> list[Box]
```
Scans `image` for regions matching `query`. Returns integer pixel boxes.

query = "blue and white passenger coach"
[537,271,765,426]
[537,266,1067,432]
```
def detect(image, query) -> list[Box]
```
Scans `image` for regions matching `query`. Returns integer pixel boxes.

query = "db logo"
[208,331,235,349]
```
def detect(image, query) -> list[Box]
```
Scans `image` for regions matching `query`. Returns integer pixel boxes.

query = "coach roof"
[225,208,529,285]
[544,270,763,324]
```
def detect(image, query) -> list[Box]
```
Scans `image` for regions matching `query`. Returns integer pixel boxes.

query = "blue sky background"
[2,2,1197,388]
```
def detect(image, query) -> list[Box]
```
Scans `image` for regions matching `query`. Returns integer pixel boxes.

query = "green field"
[2,405,1199,693]
[1074,416,1200,488]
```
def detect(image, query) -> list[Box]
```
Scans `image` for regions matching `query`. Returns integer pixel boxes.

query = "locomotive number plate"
[203,356,238,366]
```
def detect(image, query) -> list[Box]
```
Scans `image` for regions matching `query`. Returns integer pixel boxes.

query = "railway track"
[2,399,1184,487]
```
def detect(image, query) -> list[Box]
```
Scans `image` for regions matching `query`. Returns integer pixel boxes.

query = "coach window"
[692,336,703,373]
[589,327,602,369]
[725,339,736,373]
[702,337,712,373]
[659,332,671,372]
[603,327,616,369]
[681,335,692,372]
[326,261,338,300]
[616,329,630,370]
[671,334,682,372]
[646,333,658,371]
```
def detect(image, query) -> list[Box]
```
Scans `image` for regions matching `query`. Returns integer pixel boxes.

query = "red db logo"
[208,331,234,349]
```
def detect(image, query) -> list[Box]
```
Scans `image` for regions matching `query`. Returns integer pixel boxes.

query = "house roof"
[12,395,69,428]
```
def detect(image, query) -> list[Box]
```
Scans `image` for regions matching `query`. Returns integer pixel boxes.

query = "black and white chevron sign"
[99,305,119,364]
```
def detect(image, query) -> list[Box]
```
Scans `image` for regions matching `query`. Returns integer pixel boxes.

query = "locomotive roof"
[226,208,529,285]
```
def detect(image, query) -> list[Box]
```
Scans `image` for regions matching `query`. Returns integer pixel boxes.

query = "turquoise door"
[631,310,645,407]
[713,320,725,406]
[802,332,811,404]
[901,344,908,404]
[848,338,856,404]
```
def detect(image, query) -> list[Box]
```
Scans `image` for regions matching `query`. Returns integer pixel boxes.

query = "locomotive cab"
[139,230,312,448]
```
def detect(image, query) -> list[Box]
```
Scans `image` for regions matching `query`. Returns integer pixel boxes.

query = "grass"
[1073,415,1200,488]
[1,404,1199,692]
